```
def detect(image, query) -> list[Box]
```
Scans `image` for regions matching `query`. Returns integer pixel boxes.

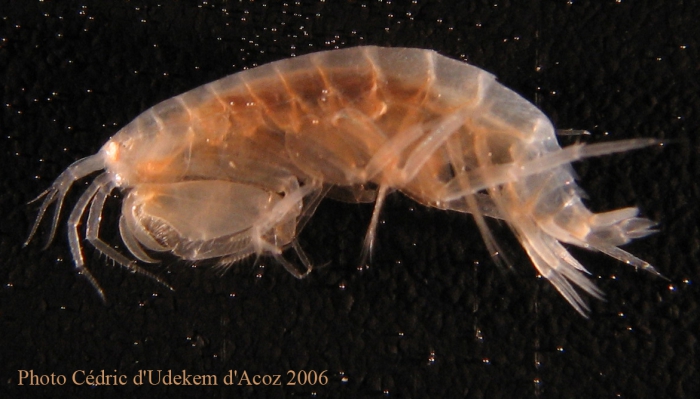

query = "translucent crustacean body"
[27,46,661,315]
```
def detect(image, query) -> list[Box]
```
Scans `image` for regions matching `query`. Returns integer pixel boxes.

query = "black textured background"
[1,1,699,398]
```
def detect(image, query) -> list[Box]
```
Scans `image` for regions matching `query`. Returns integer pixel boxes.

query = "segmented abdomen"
[121,46,554,205]
[95,46,658,315]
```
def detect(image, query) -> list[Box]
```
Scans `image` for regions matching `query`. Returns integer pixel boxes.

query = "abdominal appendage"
[433,132,660,315]
[26,47,661,314]
[502,179,657,315]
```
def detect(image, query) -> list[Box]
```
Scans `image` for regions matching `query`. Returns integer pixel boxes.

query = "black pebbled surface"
[1,1,699,398]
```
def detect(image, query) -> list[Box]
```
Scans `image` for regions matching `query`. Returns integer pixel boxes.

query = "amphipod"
[27,46,661,315]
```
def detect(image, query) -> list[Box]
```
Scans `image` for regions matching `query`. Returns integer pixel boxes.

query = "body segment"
[27,46,659,315]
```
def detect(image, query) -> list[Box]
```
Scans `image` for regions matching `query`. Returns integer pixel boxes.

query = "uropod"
[26,46,662,315]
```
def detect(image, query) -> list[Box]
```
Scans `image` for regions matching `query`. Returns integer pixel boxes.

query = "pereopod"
[27,46,661,315]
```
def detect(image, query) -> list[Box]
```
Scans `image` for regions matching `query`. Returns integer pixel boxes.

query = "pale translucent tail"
[440,137,662,316]
[526,205,659,316]
[508,141,662,316]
